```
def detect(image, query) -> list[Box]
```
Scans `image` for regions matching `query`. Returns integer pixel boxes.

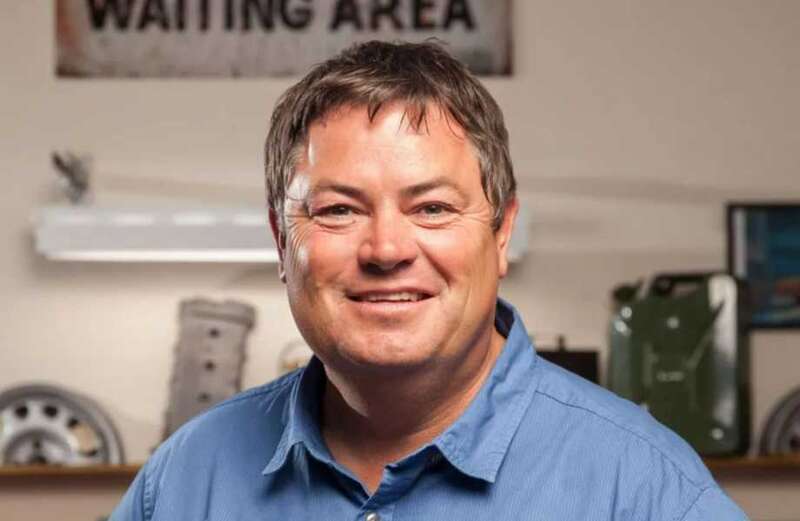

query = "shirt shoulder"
[533,356,712,485]
[166,367,300,453]
[111,370,301,521]
[518,357,747,519]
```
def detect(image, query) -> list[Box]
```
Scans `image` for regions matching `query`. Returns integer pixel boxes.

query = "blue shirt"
[111,300,748,521]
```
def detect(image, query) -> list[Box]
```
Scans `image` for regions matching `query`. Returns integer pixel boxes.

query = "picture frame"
[727,202,800,329]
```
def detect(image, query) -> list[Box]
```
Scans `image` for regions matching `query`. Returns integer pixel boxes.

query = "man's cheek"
[287,224,345,274]
[420,228,488,262]
[285,236,310,277]
[304,234,358,277]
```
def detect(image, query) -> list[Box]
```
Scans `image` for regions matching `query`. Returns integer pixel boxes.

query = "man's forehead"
[298,103,475,173]
[283,102,482,203]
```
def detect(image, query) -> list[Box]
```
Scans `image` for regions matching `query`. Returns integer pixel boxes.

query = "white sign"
[56,0,512,77]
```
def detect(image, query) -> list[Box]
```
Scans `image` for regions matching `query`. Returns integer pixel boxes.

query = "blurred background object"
[608,273,751,456]
[51,151,92,205]
[0,383,124,466]
[162,298,255,439]
[760,386,800,457]
[728,203,800,329]
[535,335,599,384]
[278,339,314,376]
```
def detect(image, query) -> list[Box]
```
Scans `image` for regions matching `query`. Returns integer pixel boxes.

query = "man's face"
[272,103,516,375]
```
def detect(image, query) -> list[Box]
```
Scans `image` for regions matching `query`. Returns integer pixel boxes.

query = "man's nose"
[357,209,418,273]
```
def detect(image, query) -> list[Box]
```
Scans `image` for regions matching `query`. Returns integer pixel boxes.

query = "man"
[111,41,748,520]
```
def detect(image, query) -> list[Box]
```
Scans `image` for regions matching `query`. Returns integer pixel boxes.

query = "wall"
[1,1,799,520]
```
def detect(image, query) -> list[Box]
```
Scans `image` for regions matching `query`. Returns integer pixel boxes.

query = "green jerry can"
[608,272,751,456]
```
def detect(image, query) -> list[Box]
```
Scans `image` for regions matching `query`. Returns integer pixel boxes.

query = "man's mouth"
[347,291,433,303]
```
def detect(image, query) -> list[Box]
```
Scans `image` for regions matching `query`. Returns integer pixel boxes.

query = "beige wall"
[1,1,799,520]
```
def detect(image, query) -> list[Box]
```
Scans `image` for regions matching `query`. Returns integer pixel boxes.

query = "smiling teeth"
[361,292,424,302]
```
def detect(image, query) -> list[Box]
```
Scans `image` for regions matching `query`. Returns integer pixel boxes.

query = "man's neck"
[320,326,507,493]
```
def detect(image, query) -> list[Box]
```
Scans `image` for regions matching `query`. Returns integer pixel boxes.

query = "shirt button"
[365,512,380,521]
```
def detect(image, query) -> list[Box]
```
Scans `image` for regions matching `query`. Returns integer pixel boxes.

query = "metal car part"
[0,384,125,466]
[760,386,800,456]
[163,298,256,439]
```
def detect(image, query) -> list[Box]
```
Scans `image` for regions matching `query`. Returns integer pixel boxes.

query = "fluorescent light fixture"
[48,249,280,263]
[33,206,277,263]
[33,205,528,263]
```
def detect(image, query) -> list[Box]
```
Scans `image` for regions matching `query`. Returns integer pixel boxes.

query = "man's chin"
[331,338,440,375]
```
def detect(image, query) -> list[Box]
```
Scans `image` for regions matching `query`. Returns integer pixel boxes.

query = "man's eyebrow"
[304,178,466,201]
[306,182,367,202]
[401,177,467,199]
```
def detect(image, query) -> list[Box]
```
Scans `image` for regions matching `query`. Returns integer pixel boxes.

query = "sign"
[56,0,512,77]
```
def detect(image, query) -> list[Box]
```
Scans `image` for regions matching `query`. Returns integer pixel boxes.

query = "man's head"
[264,41,517,377]
[265,40,515,233]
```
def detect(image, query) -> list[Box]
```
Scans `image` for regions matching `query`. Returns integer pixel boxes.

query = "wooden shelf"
[0,457,799,482]
[705,455,800,473]
[0,464,141,481]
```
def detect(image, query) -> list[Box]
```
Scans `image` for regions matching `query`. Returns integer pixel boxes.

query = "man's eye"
[316,205,353,217]
[417,204,451,217]
[311,204,358,226]
[422,204,444,214]
[326,205,352,216]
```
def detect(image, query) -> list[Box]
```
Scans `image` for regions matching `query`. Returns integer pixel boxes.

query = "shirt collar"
[262,356,332,475]
[431,299,540,482]
[263,299,541,483]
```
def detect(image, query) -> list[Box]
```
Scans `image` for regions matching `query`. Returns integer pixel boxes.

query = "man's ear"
[495,197,519,279]
[268,208,287,283]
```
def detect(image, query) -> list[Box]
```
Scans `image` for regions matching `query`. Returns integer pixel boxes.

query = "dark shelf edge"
[1,457,799,482]
[0,464,142,480]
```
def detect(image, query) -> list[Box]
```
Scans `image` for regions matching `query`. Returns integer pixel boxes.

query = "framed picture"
[727,202,800,329]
